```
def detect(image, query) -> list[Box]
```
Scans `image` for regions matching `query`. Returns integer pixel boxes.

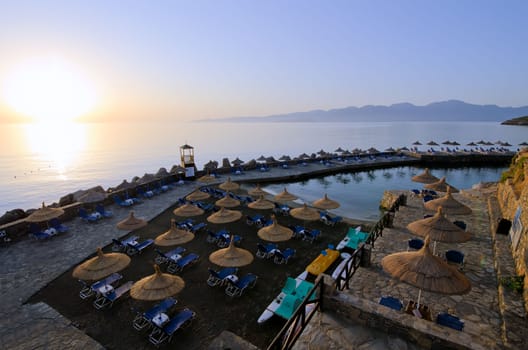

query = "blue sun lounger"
[167,253,199,274]
[207,267,238,287]
[132,297,177,331]
[154,247,186,265]
[93,280,134,309]
[126,239,154,256]
[148,308,196,346]
[225,273,258,297]
[78,272,123,299]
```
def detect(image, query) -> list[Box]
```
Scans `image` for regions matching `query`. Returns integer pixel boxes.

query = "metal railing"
[267,193,407,349]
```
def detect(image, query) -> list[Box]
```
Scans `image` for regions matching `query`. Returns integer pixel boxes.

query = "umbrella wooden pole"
[417,289,422,308]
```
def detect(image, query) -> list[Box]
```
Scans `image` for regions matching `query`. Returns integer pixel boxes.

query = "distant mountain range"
[205,100,528,123]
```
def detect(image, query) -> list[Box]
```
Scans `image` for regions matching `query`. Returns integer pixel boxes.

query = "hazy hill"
[502,116,528,125]
[206,100,528,123]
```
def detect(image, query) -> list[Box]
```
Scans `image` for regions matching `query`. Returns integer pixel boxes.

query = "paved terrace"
[0,156,411,349]
[293,185,527,349]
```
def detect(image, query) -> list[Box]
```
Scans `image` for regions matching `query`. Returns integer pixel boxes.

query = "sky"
[0,0,527,123]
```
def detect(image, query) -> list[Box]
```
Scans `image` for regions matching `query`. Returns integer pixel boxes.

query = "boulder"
[0,209,27,225]
[59,193,75,206]
[221,158,231,168]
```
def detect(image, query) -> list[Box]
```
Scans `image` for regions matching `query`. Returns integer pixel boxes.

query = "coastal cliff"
[496,148,528,308]
[501,116,528,125]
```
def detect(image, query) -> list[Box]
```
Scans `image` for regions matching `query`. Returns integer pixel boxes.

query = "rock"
[221,158,231,168]
[207,330,259,350]
[0,209,27,225]
[59,194,75,206]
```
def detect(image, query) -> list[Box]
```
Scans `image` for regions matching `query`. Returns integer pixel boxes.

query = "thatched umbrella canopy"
[173,203,204,217]
[424,177,459,193]
[411,168,440,184]
[290,204,320,222]
[131,265,185,301]
[427,141,439,146]
[248,184,268,197]
[197,173,217,183]
[412,141,422,145]
[257,215,293,242]
[116,211,148,230]
[209,238,254,267]
[155,219,195,246]
[467,142,477,146]
[407,207,471,243]
[215,193,240,208]
[274,188,298,202]
[218,177,240,191]
[72,247,130,281]
[26,202,64,222]
[424,187,472,215]
[186,190,210,201]
[256,155,267,162]
[231,157,244,166]
[248,196,274,210]
[115,179,134,190]
[381,236,471,304]
[312,193,340,210]
[207,207,242,224]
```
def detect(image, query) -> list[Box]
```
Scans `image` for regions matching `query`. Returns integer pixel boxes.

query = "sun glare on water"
[3,55,98,123]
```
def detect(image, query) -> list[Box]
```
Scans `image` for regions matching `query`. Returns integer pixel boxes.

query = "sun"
[3,55,98,123]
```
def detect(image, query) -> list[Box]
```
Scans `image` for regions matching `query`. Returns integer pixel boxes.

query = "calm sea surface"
[0,121,525,216]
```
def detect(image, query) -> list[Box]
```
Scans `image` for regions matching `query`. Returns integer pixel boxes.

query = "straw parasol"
[424,177,459,193]
[274,188,298,202]
[257,215,293,242]
[131,265,185,301]
[72,247,131,281]
[215,193,240,208]
[248,195,274,210]
[116,211,148,230]
[407,207,471,243]
[209,237,254,267]
[197,173,217,183]
[173,203,204,217]
[290,204,320,222]
[312,193,340,210]
[26,202,64,223]
[248,184,268,197]
[412,141,422,145]
[207,207,242,224]
[411,168,440,184]
[424,187,472,215]
[381,236,471,305]
[427,141,439,146]
[186,190,210,201]
[218,177,240,191]
[155,219,195,246]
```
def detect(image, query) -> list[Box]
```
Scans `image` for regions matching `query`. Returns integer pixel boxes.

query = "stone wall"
[496,150,528,311]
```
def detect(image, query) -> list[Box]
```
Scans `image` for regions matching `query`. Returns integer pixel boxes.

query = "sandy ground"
[27,189,356,349]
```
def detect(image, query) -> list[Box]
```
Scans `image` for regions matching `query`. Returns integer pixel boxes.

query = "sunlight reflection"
[24,122,86,177]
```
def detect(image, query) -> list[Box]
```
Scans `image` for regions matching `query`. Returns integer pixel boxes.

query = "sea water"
[0,121,524,214]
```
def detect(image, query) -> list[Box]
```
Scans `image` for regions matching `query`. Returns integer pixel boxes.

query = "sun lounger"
[155,247,186,265]
[187,221,207,233]
[79,272,123,299]
[167,253,199,274]
[113,194,135,207]
[302,229,321,243]
[436,312,464,331]
[288,225,305,239]
[29,223,54,240]
[137,187,155,199]
[256,242,278,259]
[225,273,258,297]
[126,239,154,255]
[273,203,290,216]
[176,218,194,229]
[408,238,424,251]
[207,267,238,287]
[78,208,101,223]
[319,212,343,226]
[49,218,69,233]
[148,308,196,346]
[112,235,139,251]
[132,297,177,331]
[379,296,403,311]
[445,250,465,269]
[246,214,265,227]
[217,234,241,248]
[206,229,229,244]
[273,248,296,265]
[93,280,133,309]
[95,204,113,218]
